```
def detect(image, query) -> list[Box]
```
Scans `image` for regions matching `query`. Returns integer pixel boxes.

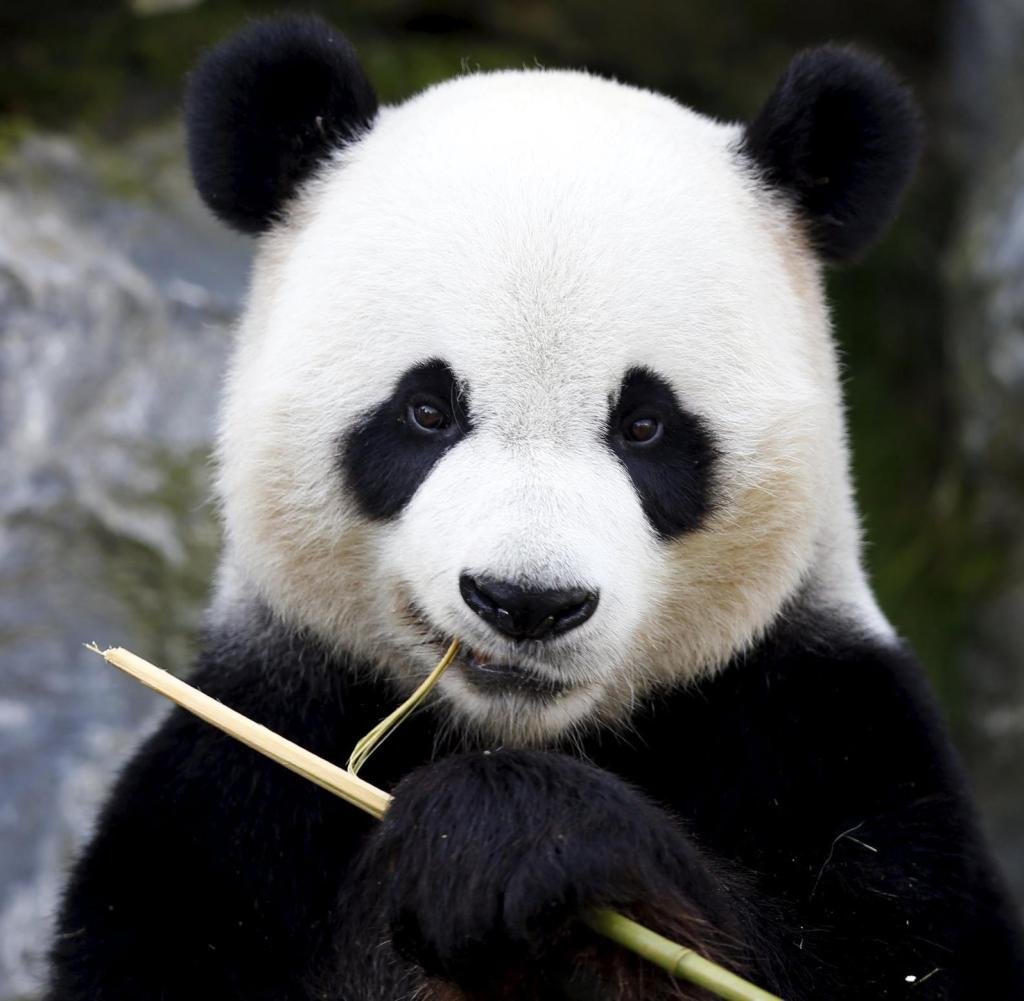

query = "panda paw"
[358,750,736,994]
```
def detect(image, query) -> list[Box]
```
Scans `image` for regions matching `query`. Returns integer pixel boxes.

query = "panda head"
[189,17,920,743]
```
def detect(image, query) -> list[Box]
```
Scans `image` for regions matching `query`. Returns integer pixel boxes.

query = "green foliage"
[0,115,31,160]
[95,446,221,674]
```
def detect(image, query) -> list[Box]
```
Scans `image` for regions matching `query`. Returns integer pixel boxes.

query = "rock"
[0,128,249,999]
[946,0,1024,908]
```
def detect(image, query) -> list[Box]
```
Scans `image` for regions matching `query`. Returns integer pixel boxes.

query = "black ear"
[185,16,378,234]
[740,46,922,263]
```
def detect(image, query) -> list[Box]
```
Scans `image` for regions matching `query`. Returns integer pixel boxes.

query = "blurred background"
[1,0,1022,996]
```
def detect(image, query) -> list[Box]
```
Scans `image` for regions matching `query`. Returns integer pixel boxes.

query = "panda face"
[194,22,920,742]
[215,68,850,742]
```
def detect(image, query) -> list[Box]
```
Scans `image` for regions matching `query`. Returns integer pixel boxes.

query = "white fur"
[213,68,892,742]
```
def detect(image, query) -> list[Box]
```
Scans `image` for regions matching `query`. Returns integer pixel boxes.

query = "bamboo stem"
[86,643,783,1001]
[582,910,783,1001]
[85,645,391,818]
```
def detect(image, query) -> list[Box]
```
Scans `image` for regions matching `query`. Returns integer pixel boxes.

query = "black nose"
[459,574,599,642]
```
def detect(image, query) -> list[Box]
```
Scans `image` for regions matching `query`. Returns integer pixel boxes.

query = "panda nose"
[458,574,599,642]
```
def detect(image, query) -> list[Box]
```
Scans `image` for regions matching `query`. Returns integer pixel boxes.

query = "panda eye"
[407,398,451,433]
[622,415,663,446]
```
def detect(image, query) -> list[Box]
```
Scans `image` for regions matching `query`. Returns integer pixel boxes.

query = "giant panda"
[48,15,1024,1001]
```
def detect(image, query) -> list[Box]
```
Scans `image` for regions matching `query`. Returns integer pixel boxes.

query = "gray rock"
[947,0,1024,910]
[0,129,249,999]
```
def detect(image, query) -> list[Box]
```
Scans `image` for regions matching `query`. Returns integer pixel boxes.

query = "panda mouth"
[404,600,574,698]
[458,646,571,698]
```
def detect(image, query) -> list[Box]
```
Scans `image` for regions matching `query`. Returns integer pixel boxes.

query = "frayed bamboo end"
[85,643,391,818]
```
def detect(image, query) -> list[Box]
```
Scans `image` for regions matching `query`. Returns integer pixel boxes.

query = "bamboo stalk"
[86,643,783,1001]
[85,645,390,819]
[582,910,783,1001]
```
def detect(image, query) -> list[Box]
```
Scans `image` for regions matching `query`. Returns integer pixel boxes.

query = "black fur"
[48,603,1024,999]
[185,16,378,234]
[740,46,923,263]
[342,750,746,999]
[607,368,718,540]
[341,359,472,520]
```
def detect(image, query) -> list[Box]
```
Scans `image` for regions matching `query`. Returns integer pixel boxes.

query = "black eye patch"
[606,368,718,540]
[340,359,471,519]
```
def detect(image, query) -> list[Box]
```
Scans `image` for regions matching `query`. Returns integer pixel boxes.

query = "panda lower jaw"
[459,647,574,698]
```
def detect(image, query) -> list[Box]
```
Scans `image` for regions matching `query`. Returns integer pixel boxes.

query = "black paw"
[354,750,732,993]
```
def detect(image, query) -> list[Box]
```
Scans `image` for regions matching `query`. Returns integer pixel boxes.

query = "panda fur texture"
[49,16,1024,1001]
